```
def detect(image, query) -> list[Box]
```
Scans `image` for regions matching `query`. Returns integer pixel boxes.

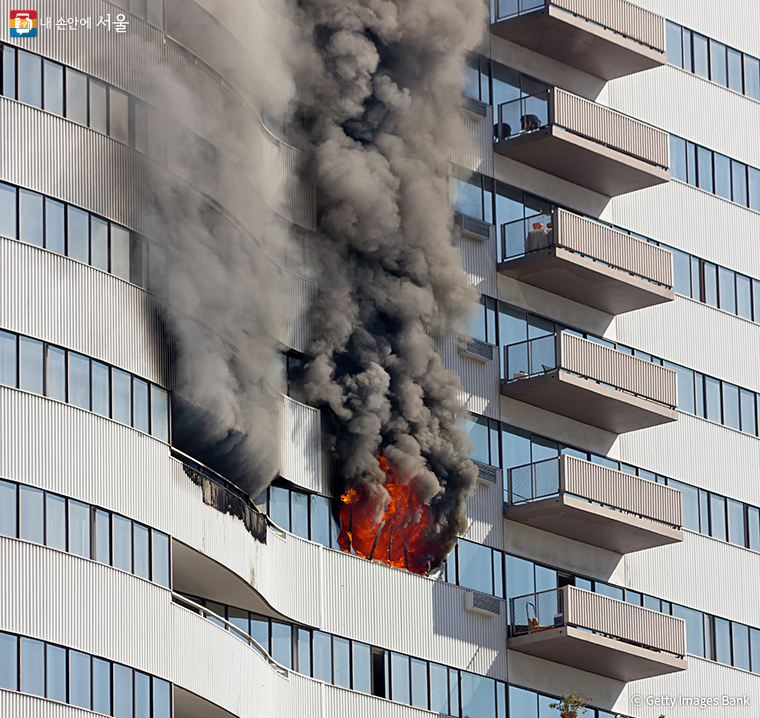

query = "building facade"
[1,0,759,717]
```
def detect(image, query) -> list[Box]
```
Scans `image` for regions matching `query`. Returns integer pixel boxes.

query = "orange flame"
[337,456,445,575]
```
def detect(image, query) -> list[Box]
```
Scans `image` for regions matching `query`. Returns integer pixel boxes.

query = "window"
[0,182,16,239]
[714,153,731,200]
[0,480,17,537]
[17,49,42,108]
[458,539,493,594]
[674,604,704,656]
[732,161,748,206]
[670,135,687,182]
[411,658,429,709]
[94,509,110,564]
[271,622,292,669]
[733,623,751,670]
[43,60,64,116]
[291,490,309,539]
[710,40,727,86]
[353,642,371,694]
[727,48,744,92]
[133,378,150,433]
[19,337,43,394]
[391,653,411,704]
[92,361,110,417]
[151,530,170,588]
[89,79,108,134]
[92,657,112,714]
[91,216,109,271]
[0,633,18,690]
[113,515,133,572]
[45,198,65,254]
[69,500,91,558]
[313,631,332,683]
[151,386,169,442]
[333,636,350,688]
[134,524,151,579]
[135,672,151,718]
[114,664,134,718]
[70,651,91,709]
[746,56,760,100]
[67,207,89,264]
[693,33,709,78]
[110,87,130,144]
[46,494,67,550]
[666,21,683,67]
[2,46,16,100]
[66,68,88,125]
[153,678,171,718]
[430,663,449,714]
[714,617,732,664]
[112,225,131,280]
[20,637,45,696]
[311,494,332,548]
[19,485,44,543]
[112,369,132,425]
[462,672,496,718]
[19,189,43,246]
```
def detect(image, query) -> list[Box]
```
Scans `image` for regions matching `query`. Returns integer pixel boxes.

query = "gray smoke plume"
[296,0,488,550]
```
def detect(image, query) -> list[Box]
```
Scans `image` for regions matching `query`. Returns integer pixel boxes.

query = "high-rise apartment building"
[0,1,758,717]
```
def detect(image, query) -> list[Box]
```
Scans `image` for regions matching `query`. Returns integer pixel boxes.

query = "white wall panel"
[446,105,495,177]
[279,396,326,495]
[455,231,498,297]
[0,693,106,718]
[0,238,170,386]
[616,295,760,393]
[464,481,505,550]
[603,180,760,279]
[626,530,760,628]
[608,66,760,168]
[278,268,316,355]
[616,412,760,506]
[628,655,758,718]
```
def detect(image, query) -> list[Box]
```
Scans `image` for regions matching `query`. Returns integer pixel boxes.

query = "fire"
[337,456,447,575]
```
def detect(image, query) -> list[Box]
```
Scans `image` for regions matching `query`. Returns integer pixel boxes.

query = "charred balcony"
[491,0,666,81]
[494,88,670,197]
[498,208,674,314]
[504,455,683,553]
[501,332,678,433]
[509,586,687,681]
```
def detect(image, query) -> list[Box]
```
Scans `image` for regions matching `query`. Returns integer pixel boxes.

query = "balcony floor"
[498,247,674,315]
[504,495,683,553]
[508,625,687,681]
[494,126,669,197]
[490,6,666,80]
[500,370,677,433]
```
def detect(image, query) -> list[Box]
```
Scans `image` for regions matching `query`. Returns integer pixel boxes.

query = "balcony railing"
[494,0,665,52]
[507,455,683,527]
[495,88,668,170]
[504,332,677,407]
[510,586,685,657]
[501,209,673,287]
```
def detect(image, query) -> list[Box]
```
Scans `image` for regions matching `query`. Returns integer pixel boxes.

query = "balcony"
[508,587,687,681]
[491,0,666,81]
[504,455,683,552]
[498,208,674,314]
[501,332,678,433]
[494,88,669,196]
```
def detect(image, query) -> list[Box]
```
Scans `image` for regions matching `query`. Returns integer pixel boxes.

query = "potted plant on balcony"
[548,693,593,718]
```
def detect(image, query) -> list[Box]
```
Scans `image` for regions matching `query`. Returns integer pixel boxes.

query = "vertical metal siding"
[561,333,678,406]
[0,239,169,385]
[552,0,665,51]
[464,479,506,550]
[553,88,669,168]
[454,228,499,297]
[279,396,326,495]
[278,268,316,354]
[446,104,495,177]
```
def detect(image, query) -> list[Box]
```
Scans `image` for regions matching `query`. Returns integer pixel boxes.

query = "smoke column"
[297,0,488,553]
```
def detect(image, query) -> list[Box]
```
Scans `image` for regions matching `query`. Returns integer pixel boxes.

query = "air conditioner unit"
[465,591,501,617]
[461,96,489,120]
[458,337,495,363]
[454,213,493,242]
[472,460,500,486]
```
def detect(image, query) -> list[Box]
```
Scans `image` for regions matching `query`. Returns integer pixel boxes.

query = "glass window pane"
[411,658,429,709]
[693,34,709,78]
[271,622,292,669]
[0,480,17,537]
[718,267,736,314]
[710,494,727,541]
[728,48,744,92]
[728,499,745,546]
[112,369,132,425]
[673,604,704,657]
[92,657,111,714]
[0,633,18,690]
[704,376,721,422]
[733,623,750,670]
[69,500,91,558]
[151,530,170,588]
[462,672,495,718]
[501,426,531,470]
[114,664,134,718]
[45,198,65,254]
[19,189,43,247]
[312,631,332,683]
[111,225,131,280]
[250,616,268,653]
[135,672,151,718]
[134,102,149,154]
[67,207,89,264]
[732,161,748,206]
[94,509,111,564]
[449,668,460,717]
[748,506,760,551]
[134,524,150,579]
[17,49,42,108]
[310,495,331,547]
[746,56,760,100]
[46,494,67,550]
[113,515,133,572]
[710,41,727,85]
[737,276,753,320]
[353,642,371,694]
[465,416,490,465]
[458,540,493,594]
[270,486,290,531]
[723,382,740,430]
[133,378,149,432]
[47,346,66,401]
[751,628,760,672]
[2,46,16,100]
[714,154,731,200]
[46,644,67,701]
[150,386,169,442]
[71,652,93,708]
[291,491,309,539]
[666,21,683,67]
[715,617,731,663]
[109,88,130,143]
[509,685,537,718]
[89,79,108,134]
[332,636,350,688]
[43,60,64,115]
[66,68,88,125]
[19,485,44,543]
[669,136,687,182]
[91,216,109,271]
[595,582,625,601]
[18,337,43,395]
[20,637,45,696]
[430,663,448,714]
[391,653,410,704]
[0,331,17,387]
[153,678,171,718]
[296,628,311,676]
[0,182,17,239]
[671,480,699,532]
[92,361,110,417]
[697,147,714,193]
